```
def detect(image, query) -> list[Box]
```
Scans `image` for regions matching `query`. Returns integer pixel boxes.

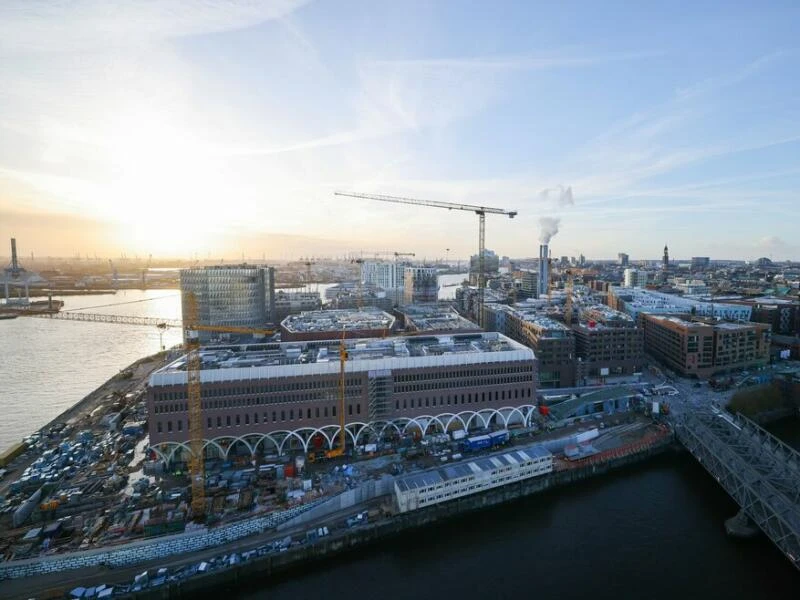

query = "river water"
[2,287,798,595]
[0,290,183,451]
[237,422,800,599]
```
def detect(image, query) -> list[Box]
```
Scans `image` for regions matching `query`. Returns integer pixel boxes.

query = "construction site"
[3,190,799,596]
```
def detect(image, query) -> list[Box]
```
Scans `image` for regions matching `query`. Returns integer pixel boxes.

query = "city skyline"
[1,1,799,260]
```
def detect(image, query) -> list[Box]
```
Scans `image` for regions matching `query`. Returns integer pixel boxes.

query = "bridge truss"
[676,408,800,571]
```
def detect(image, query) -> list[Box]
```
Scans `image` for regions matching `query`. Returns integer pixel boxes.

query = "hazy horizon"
[1,1,798,261]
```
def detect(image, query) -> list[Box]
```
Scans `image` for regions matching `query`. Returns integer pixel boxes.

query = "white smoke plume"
[539,217,560,244]
[539,184,574,207]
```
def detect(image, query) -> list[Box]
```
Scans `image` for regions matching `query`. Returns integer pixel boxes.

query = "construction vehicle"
[334,192,517,327]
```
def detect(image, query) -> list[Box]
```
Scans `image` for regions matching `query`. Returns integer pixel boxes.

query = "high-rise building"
[618,252,630,267]
[179,264,275,342]
[623,268,648,288]
[578,254,586,267]
[662,244,670,270]
[404,267,439,304]
[361,261,402,290]
[537,244,549,298]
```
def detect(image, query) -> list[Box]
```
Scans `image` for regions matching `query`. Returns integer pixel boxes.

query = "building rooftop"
[280,308,395,333]
[399,304,481,332]
[395,443,552,492]
[150,332,533,386]
[493,304,571,332]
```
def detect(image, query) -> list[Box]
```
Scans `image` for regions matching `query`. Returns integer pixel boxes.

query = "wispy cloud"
[0,0,312,54]
[367,50,661,71]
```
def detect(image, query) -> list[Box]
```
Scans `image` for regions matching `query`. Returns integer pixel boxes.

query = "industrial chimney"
[537,244,549,298]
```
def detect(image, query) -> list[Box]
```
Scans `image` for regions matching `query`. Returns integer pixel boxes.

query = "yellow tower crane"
[334,192,517,327]
[183,292,276,520]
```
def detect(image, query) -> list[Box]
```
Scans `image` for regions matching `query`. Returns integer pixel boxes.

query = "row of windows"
[394,374,531,394]
[156,402,364,433]
[394,386,531,410]
[394,365,531,383]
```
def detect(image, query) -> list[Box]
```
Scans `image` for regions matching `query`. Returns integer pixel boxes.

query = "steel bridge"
[675,407,800,571]
[26,311,181,328]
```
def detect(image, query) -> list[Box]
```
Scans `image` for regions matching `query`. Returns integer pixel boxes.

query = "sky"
[0,1,798,262]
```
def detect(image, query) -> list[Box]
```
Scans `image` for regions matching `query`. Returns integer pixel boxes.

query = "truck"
[463,429,510,452]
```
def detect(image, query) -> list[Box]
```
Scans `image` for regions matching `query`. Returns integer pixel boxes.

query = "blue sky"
[0,1,798,261]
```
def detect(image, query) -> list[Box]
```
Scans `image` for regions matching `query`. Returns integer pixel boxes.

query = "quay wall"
[132,435,673,599]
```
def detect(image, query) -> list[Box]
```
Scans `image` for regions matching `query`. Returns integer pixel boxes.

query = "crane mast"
[334,192,517,326]
[182,291,276,520]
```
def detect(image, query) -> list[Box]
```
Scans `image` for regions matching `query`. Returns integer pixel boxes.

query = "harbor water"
[0,290,183,452]
[237,423,800,599]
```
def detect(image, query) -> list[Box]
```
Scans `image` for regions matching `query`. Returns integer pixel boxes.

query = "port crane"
[334,192,517,326]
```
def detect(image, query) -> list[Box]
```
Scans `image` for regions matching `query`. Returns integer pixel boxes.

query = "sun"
[99,111,237,256]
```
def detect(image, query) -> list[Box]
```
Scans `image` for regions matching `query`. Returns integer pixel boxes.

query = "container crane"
[334,192,517,326]
[182,292,276,520]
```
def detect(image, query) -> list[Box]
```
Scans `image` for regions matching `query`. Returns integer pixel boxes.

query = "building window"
[324,407,328,417]
[357,404,361,414]
[349,405,353,415]
[245,414,250,425]
[236,414,241,426]
[317,407,321,418]
[332,406,337,417]
[167,421,173,432]
[308,408,312,419]
[272,411,277,423]
[290,409,294,420]
[217,416,222,427]
[281,410,286,421]
[157,422,162,433]
[177,420,182,432]
[226,416,231,426]
[207,417,212,429]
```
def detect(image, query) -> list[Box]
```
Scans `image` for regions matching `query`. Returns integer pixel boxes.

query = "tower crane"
[182,292,277,520]
[334,192,517,327]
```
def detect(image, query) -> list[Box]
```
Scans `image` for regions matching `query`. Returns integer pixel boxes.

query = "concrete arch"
[377,421,403,439]
[276,430,308,454]
[461,411,485,431]
[252,434,281,455]
[204,437,236,459]
[439,413,467,432]
[226,436,255,458]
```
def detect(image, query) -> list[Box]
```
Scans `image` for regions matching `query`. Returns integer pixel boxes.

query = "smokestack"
[538,244,549,298]
[10,238,18,271]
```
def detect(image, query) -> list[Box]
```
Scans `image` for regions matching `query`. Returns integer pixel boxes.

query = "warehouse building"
[573,306,644,385]
[642,315,771,378]
[484,304,575,388]
[146,332,538,461]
